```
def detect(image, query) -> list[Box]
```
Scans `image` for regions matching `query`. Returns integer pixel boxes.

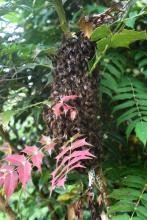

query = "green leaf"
[126,119,140,139]
[111,215,130,220]
[112,100,135,113]
[96,37,111,52]
[122,175,145,189]
[112,93,133,101]
[109,188,140,201]
[136,206,147,219]
[135,121,147,145]
[141,194,147,207]
[110,30,147,48]
[91,24,111,41]
[106,64,122,78]
[117,111,139,127]
[100,86,112,97]
[124,11,138,28]
[109,202,134,214]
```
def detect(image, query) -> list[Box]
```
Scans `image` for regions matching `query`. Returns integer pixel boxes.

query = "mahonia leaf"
[17,160,32,188]
[70,109,77,121]
[51,135,94,193]
[40,135,57,156]
[4,170,18,198]
[56,138,92,163]
[22,146,44,172]
[61,95,78,103]
[0,165,13,188]
[52,95,78,118]
[0,165,18,198]
[52,103,63,118]
[63,105,71,115]
[5,154,27,166]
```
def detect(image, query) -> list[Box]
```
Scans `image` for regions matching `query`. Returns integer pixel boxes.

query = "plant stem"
[129,185,146,220]
[52,0,70,36]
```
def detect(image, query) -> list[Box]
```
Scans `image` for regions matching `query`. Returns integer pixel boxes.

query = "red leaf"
[31,152,44,172]
[53,155,91,180]
[0,165,13,173]
[40,135,57,156]
[17,160,32,189]
[22,146,44,172]
[61,95,78,103]
[5,155,26,166]
[50,163,85,193]
[63,104,71,115]
[56,138,92,163]
[56,176,67,188]
[22,145,38,155]
[40,135,52,145]
[0,165,14,188]
[70,109,77,121]
[4,170,18,198]
[52,103,63,117]
[44,143,56,156]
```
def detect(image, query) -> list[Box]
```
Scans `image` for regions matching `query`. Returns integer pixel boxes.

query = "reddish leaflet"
[52,95,78,119]
[0,95,94,198]
[50,138,95,194]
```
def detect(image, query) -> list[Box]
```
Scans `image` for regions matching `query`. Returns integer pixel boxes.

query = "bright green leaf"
[110,30,147,48]
[135,121,147,145]
[91,24,111,41]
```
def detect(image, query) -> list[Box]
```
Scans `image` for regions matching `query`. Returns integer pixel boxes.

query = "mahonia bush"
[0,96,94,198]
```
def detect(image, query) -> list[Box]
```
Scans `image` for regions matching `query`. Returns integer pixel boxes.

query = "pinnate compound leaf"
[17,160,32,188]
[4,171,18,198]
[56,138,92,163]
[50,136,93,193]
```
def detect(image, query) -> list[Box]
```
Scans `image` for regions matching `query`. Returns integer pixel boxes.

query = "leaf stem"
[129,185,146,220]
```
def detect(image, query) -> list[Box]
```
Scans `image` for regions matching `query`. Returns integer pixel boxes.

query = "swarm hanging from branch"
[43,4,122,166]
[43,32,101,165]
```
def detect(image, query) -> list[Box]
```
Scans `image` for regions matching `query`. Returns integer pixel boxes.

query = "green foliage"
[0,0,147,219]
[112,77,147,144]
[109,173,147,219]
[134,50,147,78]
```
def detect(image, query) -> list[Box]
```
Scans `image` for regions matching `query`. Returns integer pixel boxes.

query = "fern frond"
[100,52,126,97]
[112,77,147,144]
[109,173,147,220]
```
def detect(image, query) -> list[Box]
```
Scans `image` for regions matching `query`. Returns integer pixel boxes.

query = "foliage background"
[0,0,147,219]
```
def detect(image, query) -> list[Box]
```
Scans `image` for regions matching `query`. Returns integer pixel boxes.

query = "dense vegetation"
[0,0,147,219]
